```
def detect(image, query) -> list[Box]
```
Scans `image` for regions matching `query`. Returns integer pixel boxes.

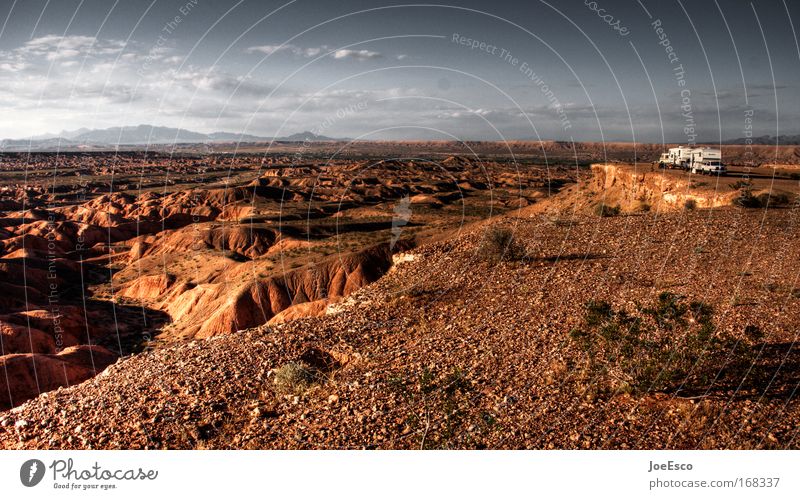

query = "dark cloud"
[0,0,797,140]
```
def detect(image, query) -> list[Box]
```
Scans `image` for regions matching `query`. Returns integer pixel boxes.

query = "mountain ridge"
[0,125,343,151]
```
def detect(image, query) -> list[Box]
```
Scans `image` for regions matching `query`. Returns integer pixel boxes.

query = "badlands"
[1,142,800,449]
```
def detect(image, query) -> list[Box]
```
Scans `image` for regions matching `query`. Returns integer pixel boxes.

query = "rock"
[0,345,117,410]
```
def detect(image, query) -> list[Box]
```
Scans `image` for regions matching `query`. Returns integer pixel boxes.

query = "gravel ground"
[2,207,800,449]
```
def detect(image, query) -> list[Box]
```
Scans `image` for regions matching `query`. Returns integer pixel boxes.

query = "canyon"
[1,143,799,449]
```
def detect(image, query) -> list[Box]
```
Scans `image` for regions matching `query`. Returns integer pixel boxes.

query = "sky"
[0,0,798,143]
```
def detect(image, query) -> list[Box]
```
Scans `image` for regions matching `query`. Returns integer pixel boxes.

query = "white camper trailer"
[689,147,725,175]
[667,146,692,169]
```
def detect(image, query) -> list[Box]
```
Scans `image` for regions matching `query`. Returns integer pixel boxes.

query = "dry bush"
[684,198,697,211]
[732,190,791,209]
[595,203,621,217]
[732,190,762,208]
[478,227,526,264]
[273,361,318,395]
[757,192,791,207]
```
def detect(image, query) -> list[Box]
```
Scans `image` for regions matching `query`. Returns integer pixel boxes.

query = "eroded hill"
[0,151,568,409]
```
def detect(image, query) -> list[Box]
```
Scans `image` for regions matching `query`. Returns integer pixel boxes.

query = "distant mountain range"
[0,125,343,151]
[722,135,800,145]
[6,127,800,152]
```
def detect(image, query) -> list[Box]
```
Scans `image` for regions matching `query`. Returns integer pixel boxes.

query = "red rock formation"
[0,345,117,410]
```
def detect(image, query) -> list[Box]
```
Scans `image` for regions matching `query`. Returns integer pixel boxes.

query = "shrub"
[732,190,762,208]
[569,293,760,396]
[478,227,526,264]
[385,366,476,449]
[638,202,651,212]
[684,198,697,211]
[757,192,791,207]
[595,203,621,217]
[273,361,318,395]
[733,190,791,208]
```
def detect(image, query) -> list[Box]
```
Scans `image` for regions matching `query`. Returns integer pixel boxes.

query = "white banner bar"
[1,450,797,498]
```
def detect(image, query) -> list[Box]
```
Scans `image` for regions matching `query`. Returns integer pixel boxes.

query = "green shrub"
[684,199,697,211]
[569,293,760,396]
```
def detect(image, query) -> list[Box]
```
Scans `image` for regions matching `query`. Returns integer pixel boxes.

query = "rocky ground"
[0,151,567,409]
[2,202,799,449]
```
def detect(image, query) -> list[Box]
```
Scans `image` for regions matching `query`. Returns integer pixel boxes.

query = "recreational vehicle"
[689,147,725,175]
[657,146,693,169]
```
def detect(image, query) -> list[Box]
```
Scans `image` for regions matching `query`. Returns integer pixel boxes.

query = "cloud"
[245,44,383,61]
[332,49,382,60]
[170,69,274,97]
[749,83,789,91]
[0,60,29,72]
[17,35,126,61]
[0,34,277,137]
[1,32,792,142]
[245,44,325,57]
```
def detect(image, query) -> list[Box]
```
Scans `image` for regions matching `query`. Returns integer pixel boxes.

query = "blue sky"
[0,0,798,142]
